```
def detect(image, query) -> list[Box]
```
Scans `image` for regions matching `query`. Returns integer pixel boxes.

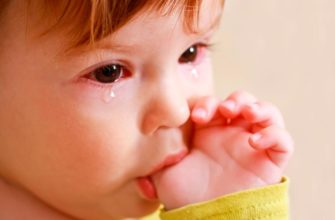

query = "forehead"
[118,0,222,33]
[196,0,223,32]
[83,1,222,52]
[2,0,223,55]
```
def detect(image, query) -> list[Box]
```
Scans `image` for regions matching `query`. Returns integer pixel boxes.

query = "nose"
[140,75,190,135]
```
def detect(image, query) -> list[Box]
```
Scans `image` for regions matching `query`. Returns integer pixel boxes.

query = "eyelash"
[179,42,212,64]
[81,42,212,88]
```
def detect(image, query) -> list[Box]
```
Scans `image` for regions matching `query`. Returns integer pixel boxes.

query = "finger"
[249,126,294,168]
[228,116,252,129]
[219,90,257,119]
[241,101,285,128]
[191,96,220,124]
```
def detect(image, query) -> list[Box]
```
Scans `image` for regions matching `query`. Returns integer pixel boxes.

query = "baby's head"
[0,0,223,219]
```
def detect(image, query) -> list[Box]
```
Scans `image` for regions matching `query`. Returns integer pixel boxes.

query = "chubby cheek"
[198,58,214,91]
[179,57,214,97]
[59,111,132,179]
[22,93,140,202]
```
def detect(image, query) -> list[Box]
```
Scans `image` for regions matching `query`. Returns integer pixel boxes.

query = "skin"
[153,92,294,209]
[0,0,293,219]
[0,1,217,219]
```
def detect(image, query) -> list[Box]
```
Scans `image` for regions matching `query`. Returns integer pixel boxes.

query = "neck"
[0,177,75,220]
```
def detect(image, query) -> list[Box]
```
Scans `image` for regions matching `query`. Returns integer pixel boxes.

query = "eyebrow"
[97,19,220,52]
[91,32,213,56]
[62,41,137,58]
[92,43,136,54]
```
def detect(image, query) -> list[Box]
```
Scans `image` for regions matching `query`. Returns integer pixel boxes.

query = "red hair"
[1,0,224,48]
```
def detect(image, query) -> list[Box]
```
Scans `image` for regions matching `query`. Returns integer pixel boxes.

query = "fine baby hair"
[0,1,293,220]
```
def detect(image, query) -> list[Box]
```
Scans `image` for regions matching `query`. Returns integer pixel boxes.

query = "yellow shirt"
[142,177,289,220]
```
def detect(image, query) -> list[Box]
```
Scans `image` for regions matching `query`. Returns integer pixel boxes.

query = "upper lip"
[139,123,194,178]
[145,149,188,176]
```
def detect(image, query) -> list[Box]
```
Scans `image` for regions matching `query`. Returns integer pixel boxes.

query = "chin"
[130,201,161,218]
[107,199,161,219]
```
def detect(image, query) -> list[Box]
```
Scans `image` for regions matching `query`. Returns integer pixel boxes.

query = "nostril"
[141,105,190,135]
[141,85,191,134]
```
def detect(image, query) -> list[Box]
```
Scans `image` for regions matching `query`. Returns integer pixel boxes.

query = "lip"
[147,149,188,176]
[136,149,188,200]
[136,177,157,200]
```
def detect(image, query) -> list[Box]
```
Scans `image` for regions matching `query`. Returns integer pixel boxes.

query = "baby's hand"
[152,91,294,210]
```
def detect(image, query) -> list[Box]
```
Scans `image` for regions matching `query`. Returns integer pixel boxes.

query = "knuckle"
[194,96,212,107]
[280,129,295,152]
[259,101,285,127]
[229,90,257,103]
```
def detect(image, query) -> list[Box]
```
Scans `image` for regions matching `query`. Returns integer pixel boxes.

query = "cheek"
[197,57,214,82]
[0,77,151,216]
[10,88,141,200]
[37,101,137,186]
[179,58,214,95]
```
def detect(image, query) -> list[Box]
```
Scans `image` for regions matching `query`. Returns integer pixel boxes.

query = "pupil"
[95,64,121,83]
[179,46,197,63]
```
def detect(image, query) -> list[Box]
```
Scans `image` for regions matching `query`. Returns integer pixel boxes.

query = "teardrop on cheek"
[103,88,116,103]
[191,68,199,78]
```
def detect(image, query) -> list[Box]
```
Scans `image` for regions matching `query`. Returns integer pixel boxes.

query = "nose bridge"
[141,71,190,134]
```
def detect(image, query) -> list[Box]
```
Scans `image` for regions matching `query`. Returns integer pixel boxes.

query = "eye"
[178,43,208,64]
[88,64,126,84]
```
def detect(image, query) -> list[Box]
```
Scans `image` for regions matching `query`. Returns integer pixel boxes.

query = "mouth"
[136,149,188,200]
[136,176,157,200]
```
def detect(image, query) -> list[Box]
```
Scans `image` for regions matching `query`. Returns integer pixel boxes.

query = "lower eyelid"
[77,77,114,89]
[193,46,208,65]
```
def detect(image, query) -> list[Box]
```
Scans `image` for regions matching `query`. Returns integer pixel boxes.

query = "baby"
[0,0,293,219]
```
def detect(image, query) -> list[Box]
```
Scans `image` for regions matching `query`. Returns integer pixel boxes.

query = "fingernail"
[223,100,235,112]
[251,133,262,143]
[193,108,207,119]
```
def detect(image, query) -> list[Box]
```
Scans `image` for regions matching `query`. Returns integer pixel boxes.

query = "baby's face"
[0,1,221,219]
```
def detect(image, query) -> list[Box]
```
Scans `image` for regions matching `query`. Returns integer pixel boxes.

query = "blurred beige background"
[212,0,335,219]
